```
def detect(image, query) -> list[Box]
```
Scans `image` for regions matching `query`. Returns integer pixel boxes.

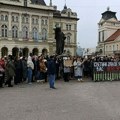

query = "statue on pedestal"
[54,27,66,55]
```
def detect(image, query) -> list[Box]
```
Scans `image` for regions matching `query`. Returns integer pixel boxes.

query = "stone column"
[19,13,22,40]
[38,16,41,41]
[48,16,53,41]
[8,12,12,40]
[39,16,41,33]
[29,14,32,40]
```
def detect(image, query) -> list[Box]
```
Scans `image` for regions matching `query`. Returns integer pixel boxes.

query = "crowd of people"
[0,54,119,89]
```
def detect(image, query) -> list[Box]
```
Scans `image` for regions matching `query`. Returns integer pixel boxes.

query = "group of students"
[0,54,95,89]
[0,54,57,89]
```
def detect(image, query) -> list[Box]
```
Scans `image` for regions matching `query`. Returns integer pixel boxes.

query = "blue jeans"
[48,74,55,88]
[27,67,32,83]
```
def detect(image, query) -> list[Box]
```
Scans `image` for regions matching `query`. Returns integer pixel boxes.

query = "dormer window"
[68,12,70,17]
[35,0,38,4]
[24,0,27,7]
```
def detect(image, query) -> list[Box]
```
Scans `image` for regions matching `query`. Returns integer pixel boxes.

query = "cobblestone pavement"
[0,79,120,120]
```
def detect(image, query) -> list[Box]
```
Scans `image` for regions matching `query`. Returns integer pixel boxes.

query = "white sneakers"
[78,78,83,82]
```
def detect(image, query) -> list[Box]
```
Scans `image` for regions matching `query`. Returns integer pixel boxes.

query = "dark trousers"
[0,73,4,87]
[64,73,69,82]
[0,77,3,87]
[6,77,12,86]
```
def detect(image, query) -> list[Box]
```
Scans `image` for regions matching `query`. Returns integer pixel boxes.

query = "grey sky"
[45,0,120,48]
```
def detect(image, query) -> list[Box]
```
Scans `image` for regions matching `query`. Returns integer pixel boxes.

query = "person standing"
[73,57,84,82]
[27,56,34,84]
[5,55,15,87]
[39,56,47,82]
[0,58,5,87]
[47,56,56,89]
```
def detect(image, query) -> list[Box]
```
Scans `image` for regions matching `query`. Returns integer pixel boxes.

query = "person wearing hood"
[27,56,34,84]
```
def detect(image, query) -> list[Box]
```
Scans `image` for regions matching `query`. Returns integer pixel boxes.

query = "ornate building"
[0,0,79,58]
[96,7,120,56]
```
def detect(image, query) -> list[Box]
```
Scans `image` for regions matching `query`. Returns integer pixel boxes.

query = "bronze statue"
[54,27,66,55]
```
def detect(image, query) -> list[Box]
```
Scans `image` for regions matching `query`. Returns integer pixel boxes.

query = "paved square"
[0,80,120,120]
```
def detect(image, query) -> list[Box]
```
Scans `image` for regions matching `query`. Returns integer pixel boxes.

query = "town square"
[0,0,120,120]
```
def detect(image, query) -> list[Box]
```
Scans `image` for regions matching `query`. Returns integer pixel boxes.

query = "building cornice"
[53,15,79,21]
[0,2,55,12]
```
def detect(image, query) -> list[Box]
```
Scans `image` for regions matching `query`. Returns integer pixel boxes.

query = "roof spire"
[49,0,52,6]
[107,6,110,11]
[64,0,67,9]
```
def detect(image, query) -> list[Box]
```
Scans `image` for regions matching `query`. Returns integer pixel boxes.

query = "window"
[22,17,25,23]
[16,16,18,22]
[12,26,18,38]
[32,28,38,40]
[12,16,14,22]
[24,0,27,7]
[68,12,70,17]
[102,30,104,41]
[117,44,119,50]
[99,32,101,42]
[1,25,8,37]
[35,0,38,4]
[36,19,38,24]
[106,46,108,51]
[66,24,68,30]
[74,24,76,30]
[42,19,44,25]
[109,46,111,51]
[69,25,71,30]
[45,20,47,25]
[26,17,28,23]
[1,15,4,21]
[5,15,8,21]
[32,18,34,24]
[42,28,47,40]
[22,26,28,39]
[66,36,70,44]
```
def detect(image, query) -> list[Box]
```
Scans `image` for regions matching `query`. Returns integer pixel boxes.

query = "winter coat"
[27,56,34,70]
[47,59,56,75]
[5,60,15,79]
[73,61,83,77]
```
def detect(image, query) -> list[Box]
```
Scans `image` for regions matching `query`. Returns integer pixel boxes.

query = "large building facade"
[96,8,120,56]
[0,0,79,58]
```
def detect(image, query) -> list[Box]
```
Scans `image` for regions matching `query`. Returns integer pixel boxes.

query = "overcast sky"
[45,0,120,48]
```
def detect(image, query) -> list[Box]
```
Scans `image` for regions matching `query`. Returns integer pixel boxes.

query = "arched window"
[26,17,28,23]
[12,16,14,22]
[32,27,38,40]
[5,15,8,21]
[42,28,47,40]
[16,16,18,22]
[1,25,8,37]
[42,19,44,25]
[1,15,4,21]
[32,18,34,24]
[66,36,70,44]
[45,20,47,25]
[117,44,119,50]
[12,26,18,38]
[22,17,25,23]
[22,26,28,39]
[36,19,38,24]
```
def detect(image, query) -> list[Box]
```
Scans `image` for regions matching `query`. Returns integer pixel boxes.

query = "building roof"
[105,29,120,42]
[31,0,46,5]
[102,10,117,20]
